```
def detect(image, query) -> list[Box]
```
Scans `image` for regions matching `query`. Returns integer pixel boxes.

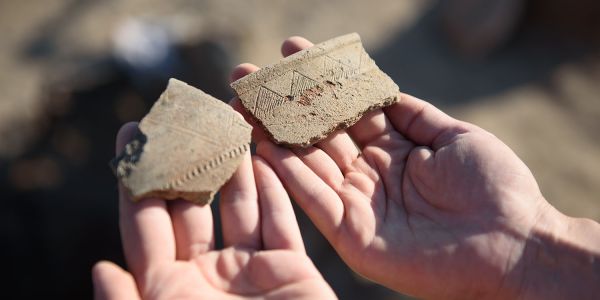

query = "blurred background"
[1,0,599,298]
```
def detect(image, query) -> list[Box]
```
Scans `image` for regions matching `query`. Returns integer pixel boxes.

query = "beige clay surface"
[112,78,251,205]
[231,33,400,147]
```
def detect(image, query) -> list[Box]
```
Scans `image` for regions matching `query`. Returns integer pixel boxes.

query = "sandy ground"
[1,0,598,298]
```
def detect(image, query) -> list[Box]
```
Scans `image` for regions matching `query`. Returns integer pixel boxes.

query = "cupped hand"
[92,115,336,298]
[231,36,556,299]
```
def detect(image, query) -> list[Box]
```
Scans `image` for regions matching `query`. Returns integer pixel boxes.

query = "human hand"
[230,37,564,299]
[92,120,336,299]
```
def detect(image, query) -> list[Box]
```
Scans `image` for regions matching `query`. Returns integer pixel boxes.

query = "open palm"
[234,37,552,299]
[108,248,332,299]
[92,122,335,300]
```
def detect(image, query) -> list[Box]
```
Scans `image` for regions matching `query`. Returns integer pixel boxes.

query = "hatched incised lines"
[254,86,286,119]
[290,71,319,96]
[254,70,323,118]
[323,53,361,81]
[163,143,249,190]
[254,50,364,117]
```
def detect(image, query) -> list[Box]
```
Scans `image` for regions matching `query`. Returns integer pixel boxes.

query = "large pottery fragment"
[231,33,399,147]
[112,79,251,205]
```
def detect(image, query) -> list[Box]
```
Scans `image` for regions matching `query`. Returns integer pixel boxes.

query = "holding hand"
[92,122,336,300]
[232,36,600,299]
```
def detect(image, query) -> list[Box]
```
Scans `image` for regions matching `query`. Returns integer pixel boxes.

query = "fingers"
[92,261,141,300]
[219,151,261,249]
[384,93,470,149]
[292,146,344,190]
[253,156,305,253]
[315,130,360,174]
[281,36,314,56]
[256,141,344,242]
[168,200,214,260]
[230,63,259,83]
[347,109,396,147]
[119,190,175,277]
[115,122,140,154]
[116,123,176,278]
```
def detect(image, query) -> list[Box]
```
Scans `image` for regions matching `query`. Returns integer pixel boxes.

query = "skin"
[231,37,600,299]
[92,119,336,298]
[94,36,600,300]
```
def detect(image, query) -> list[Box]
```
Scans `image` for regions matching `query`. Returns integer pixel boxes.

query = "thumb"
[92,261,141,300]
[407,146,441,206]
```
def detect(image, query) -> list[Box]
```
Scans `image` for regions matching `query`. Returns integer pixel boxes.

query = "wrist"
[517,202,600,299]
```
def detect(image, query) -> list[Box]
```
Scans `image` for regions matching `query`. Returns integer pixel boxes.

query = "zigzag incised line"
[323,54,360,81]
